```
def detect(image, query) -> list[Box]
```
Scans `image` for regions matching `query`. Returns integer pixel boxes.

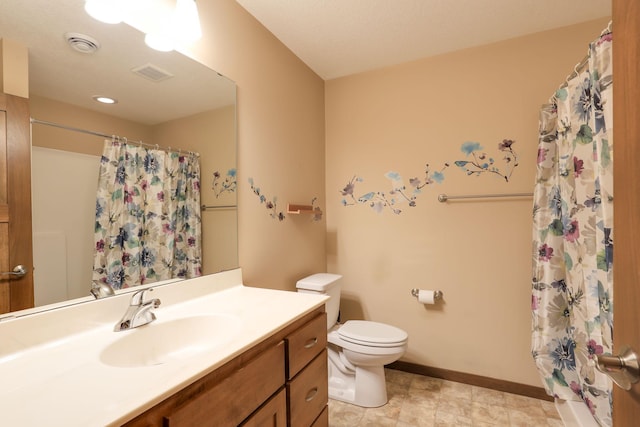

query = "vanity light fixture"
[92,96,118,104]
[174,0,202,44]
[144,0,202,52]
[84,0,130,24]
[84,0,202,53]
[84,0,151,24]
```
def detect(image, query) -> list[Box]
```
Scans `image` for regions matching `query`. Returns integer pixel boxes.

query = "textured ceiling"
[236,0,612,80]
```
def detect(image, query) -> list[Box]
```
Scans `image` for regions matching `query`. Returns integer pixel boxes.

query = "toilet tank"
[296,273,342,329]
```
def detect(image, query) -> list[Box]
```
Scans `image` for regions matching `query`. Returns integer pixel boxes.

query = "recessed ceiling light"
[93,96,118,104]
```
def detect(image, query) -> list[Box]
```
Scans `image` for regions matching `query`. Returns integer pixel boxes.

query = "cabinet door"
[240,388,287,427]
[164,341,285,426]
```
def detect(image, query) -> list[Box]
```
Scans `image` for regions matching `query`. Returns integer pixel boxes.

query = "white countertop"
[0,269,327,426]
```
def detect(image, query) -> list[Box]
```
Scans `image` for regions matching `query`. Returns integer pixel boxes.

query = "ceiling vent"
[64,32,100,54]
[131,63,174,82]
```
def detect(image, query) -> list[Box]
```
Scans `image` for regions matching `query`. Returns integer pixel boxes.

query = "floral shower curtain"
[531,31,613,426]
[93,139,202,289]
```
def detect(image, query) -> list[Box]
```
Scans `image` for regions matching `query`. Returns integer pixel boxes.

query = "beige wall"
[182,0,327,291]
[325,18,610,386]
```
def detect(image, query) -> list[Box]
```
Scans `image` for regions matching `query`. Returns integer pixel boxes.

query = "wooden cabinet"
[122,307,327,427]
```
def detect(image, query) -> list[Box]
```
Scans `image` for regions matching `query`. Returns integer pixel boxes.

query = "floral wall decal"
[212,168,237,197]
[248,177,285,221]
[340,139,518,214]
[454,139,518,182]
[340,163,449,214]
[311,197,323,221]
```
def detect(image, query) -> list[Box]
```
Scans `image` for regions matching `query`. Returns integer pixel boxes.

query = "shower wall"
[31,146,98,303]
[325,18,610,387]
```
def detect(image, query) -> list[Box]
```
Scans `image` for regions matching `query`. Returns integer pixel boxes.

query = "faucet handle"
[130,288,154,305]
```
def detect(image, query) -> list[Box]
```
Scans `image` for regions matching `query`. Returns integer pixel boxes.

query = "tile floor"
[327,368,563,427]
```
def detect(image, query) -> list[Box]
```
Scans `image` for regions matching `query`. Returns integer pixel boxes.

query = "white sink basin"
[100,314,241,368]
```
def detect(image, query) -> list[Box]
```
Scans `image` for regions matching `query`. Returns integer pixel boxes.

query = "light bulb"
[93,96,118,104]
[174,0,202,43]
[141,0,177,51]
[84,0,128,24]
[144,33,175,52]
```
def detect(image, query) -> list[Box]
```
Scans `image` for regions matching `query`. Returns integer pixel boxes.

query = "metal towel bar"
[438,192,533,202]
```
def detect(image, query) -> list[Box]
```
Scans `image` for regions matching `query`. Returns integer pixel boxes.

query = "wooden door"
[0,93,33,314]
[612,0,640,424]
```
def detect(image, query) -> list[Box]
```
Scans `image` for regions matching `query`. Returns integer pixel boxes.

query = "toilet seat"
[338,320,408,348]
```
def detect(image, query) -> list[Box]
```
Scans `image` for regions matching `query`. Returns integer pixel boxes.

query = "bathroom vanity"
[0,269,328,426]
[124,308,328,426]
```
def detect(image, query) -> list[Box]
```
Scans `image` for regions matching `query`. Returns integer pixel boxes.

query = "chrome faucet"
[114,288,161,332]
[90,281,115,299]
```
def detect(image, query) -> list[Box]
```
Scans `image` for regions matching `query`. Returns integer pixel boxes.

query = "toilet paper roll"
[417,289,436,304]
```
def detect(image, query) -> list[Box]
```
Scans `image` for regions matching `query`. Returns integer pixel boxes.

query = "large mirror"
[0,0,237,314]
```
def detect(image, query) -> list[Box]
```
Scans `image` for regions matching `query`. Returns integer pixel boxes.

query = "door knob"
[0,265,26,278]
[595,346,640,391]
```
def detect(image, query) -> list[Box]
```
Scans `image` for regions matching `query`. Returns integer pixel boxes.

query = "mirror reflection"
[0,0,237,314]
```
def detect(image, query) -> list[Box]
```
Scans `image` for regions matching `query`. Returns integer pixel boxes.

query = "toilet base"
[328,363,388,408]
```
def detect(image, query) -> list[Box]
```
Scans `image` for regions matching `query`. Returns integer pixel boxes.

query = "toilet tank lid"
[296,273,343,291]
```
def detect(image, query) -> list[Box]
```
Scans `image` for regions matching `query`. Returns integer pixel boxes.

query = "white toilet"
[296,273,408,408]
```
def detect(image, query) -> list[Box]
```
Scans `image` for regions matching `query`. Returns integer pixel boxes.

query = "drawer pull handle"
[305,387,318,402]
[304,337,318,349]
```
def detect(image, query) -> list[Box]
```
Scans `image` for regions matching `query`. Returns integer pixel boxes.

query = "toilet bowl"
[296,274,408,408]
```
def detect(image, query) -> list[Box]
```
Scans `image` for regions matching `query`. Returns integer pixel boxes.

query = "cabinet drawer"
[286,312,326,379]
[165,341,285,426]
[287,349,328,427]
[240,388,287,427]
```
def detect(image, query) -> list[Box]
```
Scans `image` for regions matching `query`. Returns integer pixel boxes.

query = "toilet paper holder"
[410,289,443,301]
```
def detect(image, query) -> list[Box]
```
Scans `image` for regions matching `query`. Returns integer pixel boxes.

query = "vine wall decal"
[310,197,323,221]
[341,163,449,214]
[248,177,285,221]
[455,139,518,182]
[340,139,519,214]
[212,168,237,197]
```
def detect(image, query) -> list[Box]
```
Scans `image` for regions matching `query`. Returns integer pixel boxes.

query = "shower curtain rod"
[437,192,533,202]
[30,118,200,157]
[561,56,589,87]
[560,22,612,89]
